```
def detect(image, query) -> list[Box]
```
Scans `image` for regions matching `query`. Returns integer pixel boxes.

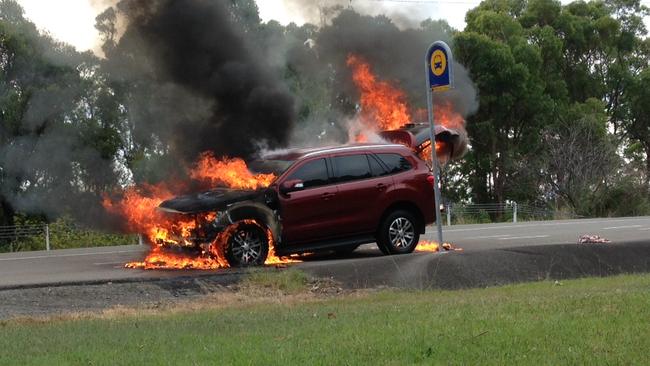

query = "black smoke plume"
[105,0,296,162]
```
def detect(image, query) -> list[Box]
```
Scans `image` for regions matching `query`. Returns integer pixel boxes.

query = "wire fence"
[0,221,139,253]
[444,202,578,225]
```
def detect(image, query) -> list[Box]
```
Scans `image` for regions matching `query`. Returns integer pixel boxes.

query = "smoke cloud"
[315,8,478,118]
[280,7,478,147]
[105,0,296,161]
[280,0,438,29]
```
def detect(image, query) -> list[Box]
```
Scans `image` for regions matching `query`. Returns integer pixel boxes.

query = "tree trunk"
[646,146,650,188]
[0,196,14,227]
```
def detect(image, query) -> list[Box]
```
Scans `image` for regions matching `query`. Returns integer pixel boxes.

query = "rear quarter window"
[375,153,412,174]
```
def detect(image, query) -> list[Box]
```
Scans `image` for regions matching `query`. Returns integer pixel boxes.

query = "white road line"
[638,228,650,231]
[463,234,513,239]
[498,235,549,240]
[602,225,643,230]
[93,261,129,266]
[443,218,650,233]
[0,249,143,262]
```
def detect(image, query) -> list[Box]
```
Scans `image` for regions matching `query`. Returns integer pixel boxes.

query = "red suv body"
[159,143,436,265]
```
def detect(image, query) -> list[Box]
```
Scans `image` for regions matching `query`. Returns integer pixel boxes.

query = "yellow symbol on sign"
[431,49,447,77]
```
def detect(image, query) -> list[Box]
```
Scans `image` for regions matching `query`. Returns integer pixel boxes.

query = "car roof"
[262,143,412,161]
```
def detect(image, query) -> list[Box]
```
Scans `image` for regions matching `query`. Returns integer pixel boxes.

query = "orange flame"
[102,155,297,270]
[190,152,276,190]
[415,240,464,252]
[347,54,410,131]
[125,220,300,270]
[102,183,176,244]
[346,53,466,163]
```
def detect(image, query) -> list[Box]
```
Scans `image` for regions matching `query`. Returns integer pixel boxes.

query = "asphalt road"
[424,216,650,249]
[1,216,649,288]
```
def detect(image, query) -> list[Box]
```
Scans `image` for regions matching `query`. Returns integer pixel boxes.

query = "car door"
[329,153,394,236]
[277,157,342,245]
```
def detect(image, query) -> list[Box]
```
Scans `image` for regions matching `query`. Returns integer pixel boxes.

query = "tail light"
[426,174,435,184]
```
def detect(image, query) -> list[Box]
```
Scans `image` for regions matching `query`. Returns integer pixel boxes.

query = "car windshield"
[247,159,295,176]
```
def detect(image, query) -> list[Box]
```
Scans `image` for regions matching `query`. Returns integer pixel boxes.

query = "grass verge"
[1,273,649,365]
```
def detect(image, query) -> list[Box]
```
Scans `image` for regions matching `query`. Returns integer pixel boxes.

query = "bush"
[48,216,137,250]
[0,215,137,252]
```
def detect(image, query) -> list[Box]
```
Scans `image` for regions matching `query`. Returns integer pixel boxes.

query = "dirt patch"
[0,271,348,321]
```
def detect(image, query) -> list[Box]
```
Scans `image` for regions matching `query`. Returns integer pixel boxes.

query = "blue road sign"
[426,41,454,92]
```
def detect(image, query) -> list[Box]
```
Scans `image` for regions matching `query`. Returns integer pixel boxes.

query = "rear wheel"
[377,210,420,255]
[225,222,269,266]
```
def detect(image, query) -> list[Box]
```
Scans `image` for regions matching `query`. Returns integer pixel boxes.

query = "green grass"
[1,274,649,365]
[240,268,310,295]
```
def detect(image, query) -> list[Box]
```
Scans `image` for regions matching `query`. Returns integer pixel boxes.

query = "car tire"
[377,210,420,255]
[224,222,269,266]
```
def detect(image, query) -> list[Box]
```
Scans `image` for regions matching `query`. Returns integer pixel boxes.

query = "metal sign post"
[425,41,454,245]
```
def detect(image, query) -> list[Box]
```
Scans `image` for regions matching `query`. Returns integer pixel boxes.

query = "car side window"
[376,153,412,174]
[333,154,372,183]
[368,154,388,177]
[286,158,329,189]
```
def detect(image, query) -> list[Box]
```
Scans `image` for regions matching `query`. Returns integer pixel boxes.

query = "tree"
[0,0,125,227]
[624,68,650,184]
[455,7,555,206]
[544,100,618,214]
[453,0,649,218]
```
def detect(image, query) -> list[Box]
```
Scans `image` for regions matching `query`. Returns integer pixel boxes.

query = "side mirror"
[280,179,305,195]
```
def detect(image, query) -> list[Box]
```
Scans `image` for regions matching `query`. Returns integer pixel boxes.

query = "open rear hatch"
[379,123,468,162]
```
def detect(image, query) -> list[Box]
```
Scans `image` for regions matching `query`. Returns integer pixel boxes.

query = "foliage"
[0,0,649,242]
[2,274,650,364]
[453,0,650,215]
[0,215,136,253]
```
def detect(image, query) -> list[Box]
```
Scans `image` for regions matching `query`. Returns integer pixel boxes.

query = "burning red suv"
[159,143,435,266]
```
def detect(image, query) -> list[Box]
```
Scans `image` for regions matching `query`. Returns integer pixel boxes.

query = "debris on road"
[578,234,611,244]
[416,241,464,252]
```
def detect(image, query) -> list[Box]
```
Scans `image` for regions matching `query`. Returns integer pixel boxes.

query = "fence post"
[446,204,451,226]
[45,224,50,251]
[138,234,144,246]
[513,202,518,223]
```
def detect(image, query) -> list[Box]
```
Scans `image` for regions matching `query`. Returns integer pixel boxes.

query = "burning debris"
[416,240,463,252]
[578,235,612,244]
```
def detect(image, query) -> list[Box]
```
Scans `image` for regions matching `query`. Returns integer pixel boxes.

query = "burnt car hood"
[158,188,262,214]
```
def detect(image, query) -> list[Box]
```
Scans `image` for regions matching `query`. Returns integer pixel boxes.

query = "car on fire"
[158,143,437,266]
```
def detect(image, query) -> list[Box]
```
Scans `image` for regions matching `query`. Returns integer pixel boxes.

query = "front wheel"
[224,222,269,266]
[376,210,420,255]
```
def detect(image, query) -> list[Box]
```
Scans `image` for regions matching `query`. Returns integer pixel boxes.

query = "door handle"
[321,192,336,200]
[376,183,387,191]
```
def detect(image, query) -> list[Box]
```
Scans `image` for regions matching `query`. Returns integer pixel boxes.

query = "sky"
[14,0,650,53]
[14,0,486,52]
